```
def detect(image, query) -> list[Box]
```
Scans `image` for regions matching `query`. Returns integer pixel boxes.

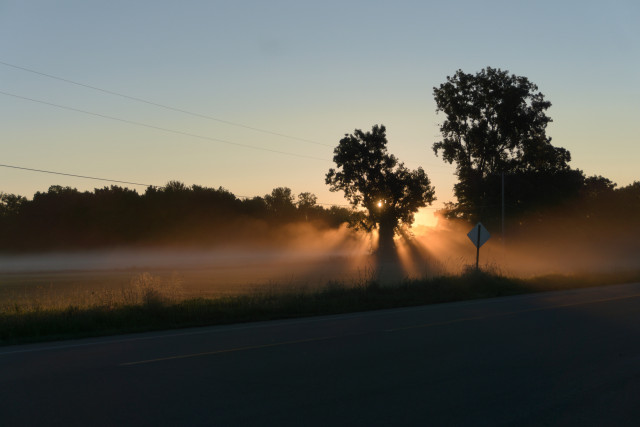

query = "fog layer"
[2,214,638,291]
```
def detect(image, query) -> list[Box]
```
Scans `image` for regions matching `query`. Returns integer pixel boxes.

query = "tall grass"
[2,269,639,346]
[0,272,186,314]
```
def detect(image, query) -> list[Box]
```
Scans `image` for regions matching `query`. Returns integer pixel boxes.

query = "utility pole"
[501,172,505,245]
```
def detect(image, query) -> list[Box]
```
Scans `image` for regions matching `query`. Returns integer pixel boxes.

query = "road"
[2,283,640,426]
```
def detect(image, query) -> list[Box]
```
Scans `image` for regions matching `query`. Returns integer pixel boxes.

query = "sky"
[1,0,638,226]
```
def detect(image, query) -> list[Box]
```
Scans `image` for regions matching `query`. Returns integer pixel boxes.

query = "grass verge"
[2,269,640,346]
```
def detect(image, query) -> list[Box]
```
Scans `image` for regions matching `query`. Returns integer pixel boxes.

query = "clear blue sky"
[1,0,638,224]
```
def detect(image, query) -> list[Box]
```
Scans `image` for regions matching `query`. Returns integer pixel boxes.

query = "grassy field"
[2,268,640,346]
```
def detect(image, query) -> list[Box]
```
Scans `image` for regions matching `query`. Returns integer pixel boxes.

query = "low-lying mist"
[411,213,640,277]
[1,213,639,297]
[0,223,377,293]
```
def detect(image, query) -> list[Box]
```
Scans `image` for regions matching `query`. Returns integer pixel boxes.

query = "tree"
[581,175,616,198]
[432,67,575,223]
[264,187,296,219]
[0,192,26,217]
[0,192,27,249]
[296,192,318,210]
[297,192,319,221]
[326,125,435,257]
[163,180,188,193]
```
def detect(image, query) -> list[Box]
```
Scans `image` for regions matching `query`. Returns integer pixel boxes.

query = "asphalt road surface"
[2,283,640,426]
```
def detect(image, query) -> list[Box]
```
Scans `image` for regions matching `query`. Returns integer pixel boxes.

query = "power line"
[0,163,355,206]
[0,163,154,188]
[0,60,331,147]
[1,88,453,172]
[0,62,455,171]
[0,61,461,172]
[0,90,329,162]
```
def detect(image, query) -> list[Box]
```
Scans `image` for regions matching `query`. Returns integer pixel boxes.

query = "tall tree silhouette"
[326,125,435,258]
[433,67,577,223]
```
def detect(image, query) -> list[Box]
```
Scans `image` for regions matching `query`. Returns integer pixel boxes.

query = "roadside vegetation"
[2,269,640,346]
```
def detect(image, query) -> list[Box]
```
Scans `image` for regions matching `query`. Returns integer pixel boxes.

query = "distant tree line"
[0,182,354,252]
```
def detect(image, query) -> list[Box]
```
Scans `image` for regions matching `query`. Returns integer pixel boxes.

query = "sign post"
[467,222,490,270]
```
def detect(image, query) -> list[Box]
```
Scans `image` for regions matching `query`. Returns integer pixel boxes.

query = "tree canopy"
[326,125,435,254]
[432,67,580,223]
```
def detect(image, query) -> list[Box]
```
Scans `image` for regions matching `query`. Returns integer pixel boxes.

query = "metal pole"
[476,225,481,270]
[501,172,505,245]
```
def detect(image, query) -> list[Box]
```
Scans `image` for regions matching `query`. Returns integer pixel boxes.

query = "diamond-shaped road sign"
[467,222,491,249]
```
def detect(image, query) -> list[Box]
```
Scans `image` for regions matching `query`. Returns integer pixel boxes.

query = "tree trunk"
[375,217,402,285]
[377,220,397,261]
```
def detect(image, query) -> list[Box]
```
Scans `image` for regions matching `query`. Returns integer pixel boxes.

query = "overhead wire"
[0,60,331,147]
[0,163,154,188]
[0,88,454,171]
[0,90,328,162]
[0,163,358,207]
[0,60,456,171]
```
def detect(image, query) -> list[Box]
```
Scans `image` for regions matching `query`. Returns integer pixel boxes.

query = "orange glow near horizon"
[412,208,439,229]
